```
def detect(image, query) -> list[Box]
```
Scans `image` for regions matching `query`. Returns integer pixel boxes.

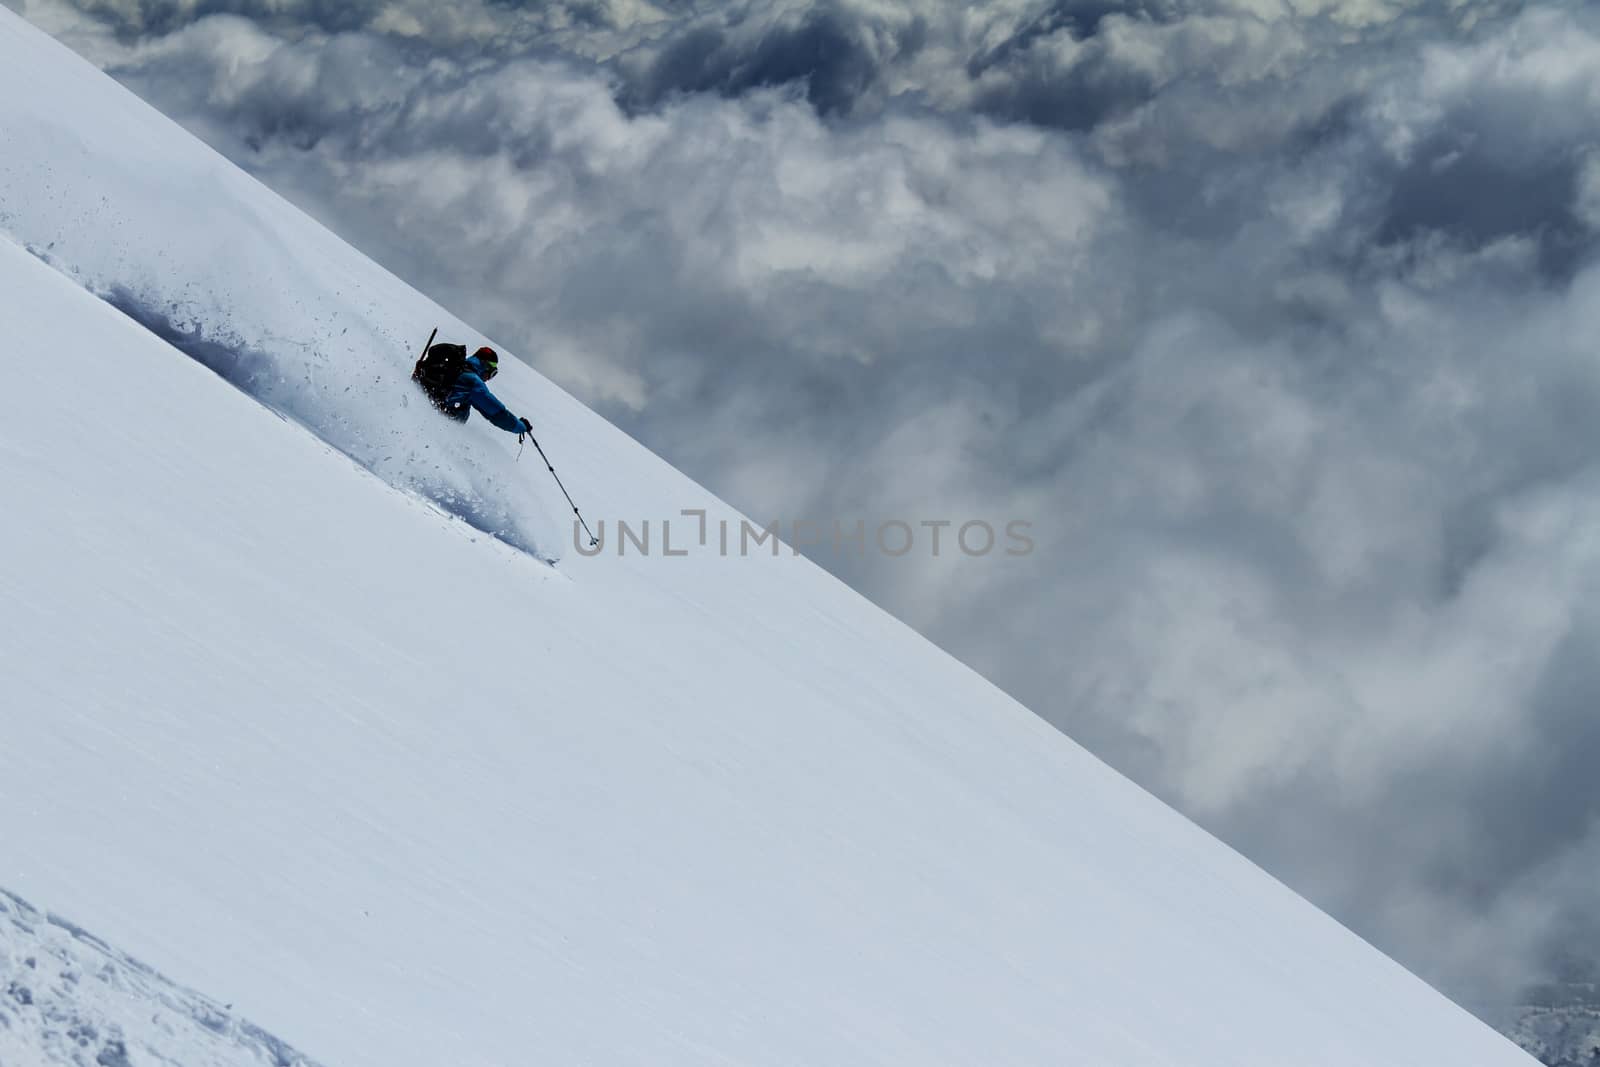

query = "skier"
[410,331,599,547]
[412,342,533,437]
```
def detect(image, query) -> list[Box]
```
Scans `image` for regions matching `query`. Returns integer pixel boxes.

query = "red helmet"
[473,347,499,378]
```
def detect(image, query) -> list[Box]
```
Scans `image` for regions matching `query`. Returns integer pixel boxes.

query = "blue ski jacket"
[445,355,527,434]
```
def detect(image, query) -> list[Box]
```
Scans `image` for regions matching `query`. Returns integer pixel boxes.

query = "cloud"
[18,0,1600,1016]
[40,0,652,42]
[612,3,919,116]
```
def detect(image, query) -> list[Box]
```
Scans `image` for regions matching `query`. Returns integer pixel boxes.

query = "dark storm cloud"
[614,5,918,116]
[34,0,653,53]
[65,0,383,35]
[18,0,1600,1021]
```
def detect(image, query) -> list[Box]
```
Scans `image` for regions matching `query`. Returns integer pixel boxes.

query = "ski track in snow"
[91,275,557,564]
[11,210,565,563]
[0,888,322,1067]
[38,265,557,566]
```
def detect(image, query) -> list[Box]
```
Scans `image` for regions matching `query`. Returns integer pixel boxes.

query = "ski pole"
[523,432,599,547]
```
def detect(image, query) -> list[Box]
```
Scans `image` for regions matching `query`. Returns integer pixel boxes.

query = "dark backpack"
[412,342,469,418]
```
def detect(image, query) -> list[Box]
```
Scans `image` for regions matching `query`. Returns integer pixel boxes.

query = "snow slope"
[0,8,1534,1066]
[1,888,324,1067]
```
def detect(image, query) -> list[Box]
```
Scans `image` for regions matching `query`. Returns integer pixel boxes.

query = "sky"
[11,0,1600,1021]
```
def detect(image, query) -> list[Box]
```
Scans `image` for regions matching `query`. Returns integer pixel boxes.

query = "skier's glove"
[519,417,533,434]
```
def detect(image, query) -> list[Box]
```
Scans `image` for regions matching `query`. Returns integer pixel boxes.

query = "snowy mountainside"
[1505,962,1600,1067]
[0,7,1537,1067]
[1512,1005,1600,1067]
[0,888,323,1067]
